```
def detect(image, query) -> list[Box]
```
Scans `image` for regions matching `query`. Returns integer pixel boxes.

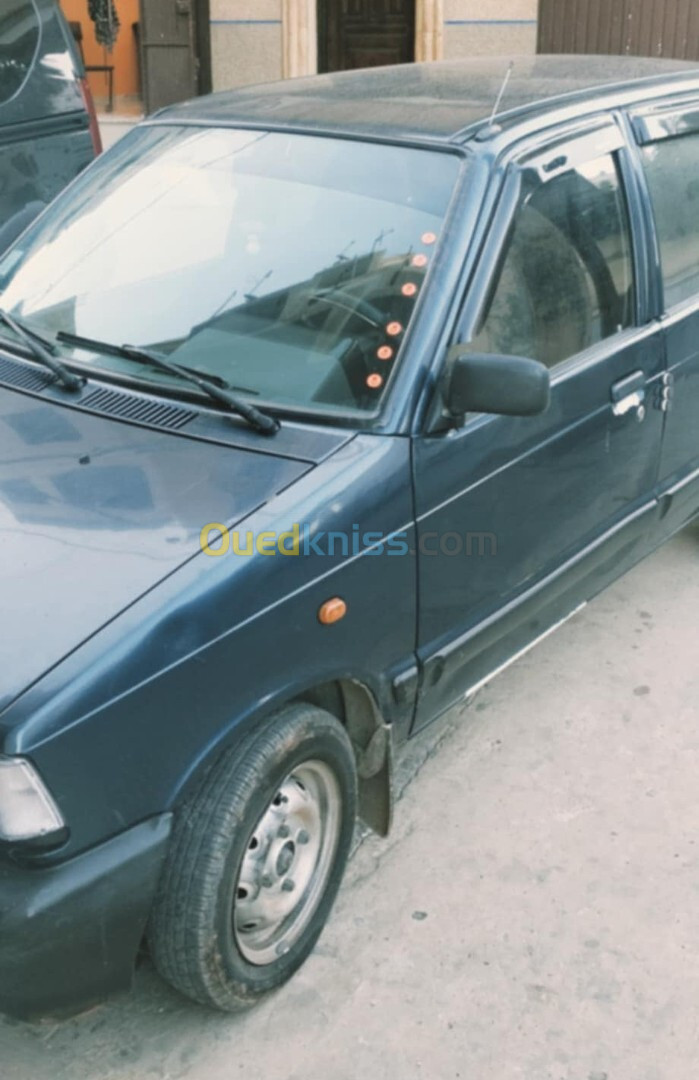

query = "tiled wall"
[210,0,284,91]
[443,0,538,59]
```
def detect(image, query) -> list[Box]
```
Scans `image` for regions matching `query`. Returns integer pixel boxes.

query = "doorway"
[318,0,416,74]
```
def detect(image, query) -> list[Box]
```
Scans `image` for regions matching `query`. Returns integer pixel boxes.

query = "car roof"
[159,54,699,145]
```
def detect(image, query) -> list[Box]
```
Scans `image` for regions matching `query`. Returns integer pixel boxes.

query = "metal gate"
[538,0,699,61]
[139,0,207,115]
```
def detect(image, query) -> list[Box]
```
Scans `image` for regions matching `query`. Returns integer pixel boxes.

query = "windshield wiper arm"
[57,331,280,436]
[0,309,84,392]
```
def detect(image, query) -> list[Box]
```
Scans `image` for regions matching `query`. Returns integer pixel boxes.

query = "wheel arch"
[293,678,393,837]
[173,677,393,838]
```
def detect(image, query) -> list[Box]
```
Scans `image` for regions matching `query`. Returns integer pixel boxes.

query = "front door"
[412,122,665,731]
[318,0,415,73]
[139,0,199,114]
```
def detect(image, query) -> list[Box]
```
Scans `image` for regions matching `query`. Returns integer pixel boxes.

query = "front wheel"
[148,703,357,1011]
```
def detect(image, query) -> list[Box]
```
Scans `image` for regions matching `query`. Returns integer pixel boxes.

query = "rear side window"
[0,0,40,106]
[641,133,699,310]
[471,154,634,369]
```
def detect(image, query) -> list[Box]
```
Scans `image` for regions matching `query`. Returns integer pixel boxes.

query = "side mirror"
[445,348,551,419]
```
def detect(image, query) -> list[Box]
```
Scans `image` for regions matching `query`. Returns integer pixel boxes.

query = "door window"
[0,0,39,106]
[641,132,699,309]
[470,154,635,369]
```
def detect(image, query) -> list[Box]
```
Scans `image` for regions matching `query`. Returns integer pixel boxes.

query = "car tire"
[148,703,357,1011]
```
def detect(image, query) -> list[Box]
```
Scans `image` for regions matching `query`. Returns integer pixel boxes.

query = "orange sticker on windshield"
[401,282,418,298]
[377,345,394,361]
[367,373,383,389]
[421,231,437,245]
[411,253,428,268]
[386,321,403,337]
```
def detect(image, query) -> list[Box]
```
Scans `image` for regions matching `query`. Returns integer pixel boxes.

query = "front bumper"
[0,813,172,1020]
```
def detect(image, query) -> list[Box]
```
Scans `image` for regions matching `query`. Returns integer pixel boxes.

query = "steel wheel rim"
[233,760,342,966]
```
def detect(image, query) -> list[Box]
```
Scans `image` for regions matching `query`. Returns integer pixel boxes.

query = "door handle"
[611,370,647,421]
[612,390,645,418]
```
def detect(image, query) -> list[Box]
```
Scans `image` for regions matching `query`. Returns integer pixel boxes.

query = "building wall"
[209,0,539,92]
[443,0,538,59]
[59,0,141,103]
[210,0,284,91]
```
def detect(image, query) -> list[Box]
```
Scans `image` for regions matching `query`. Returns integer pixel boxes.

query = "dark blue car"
[0,0,100,254]
[0,54,698,1019]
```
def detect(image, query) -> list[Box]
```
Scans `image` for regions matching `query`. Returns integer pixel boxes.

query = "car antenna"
[488,60,514,125]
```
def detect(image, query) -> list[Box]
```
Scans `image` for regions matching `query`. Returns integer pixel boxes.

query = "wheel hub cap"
[233,760,341,965]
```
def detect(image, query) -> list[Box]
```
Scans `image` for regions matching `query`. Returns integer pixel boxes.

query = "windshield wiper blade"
[119,344,281,435]
[0,309,84,392]
[57,331,280,436]
[58,331,252,392]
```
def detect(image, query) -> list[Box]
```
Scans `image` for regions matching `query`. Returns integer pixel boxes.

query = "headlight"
[0,757,65,842]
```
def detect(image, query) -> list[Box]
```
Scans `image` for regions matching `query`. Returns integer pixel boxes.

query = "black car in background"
[0,0,100,253]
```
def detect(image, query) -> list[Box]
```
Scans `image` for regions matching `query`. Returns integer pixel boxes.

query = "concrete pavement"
[3,523,698,1080]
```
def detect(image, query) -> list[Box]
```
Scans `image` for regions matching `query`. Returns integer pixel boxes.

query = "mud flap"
[356,723,393,837]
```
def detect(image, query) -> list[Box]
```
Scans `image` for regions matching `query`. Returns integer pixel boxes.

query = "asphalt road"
[3,523,698,1080]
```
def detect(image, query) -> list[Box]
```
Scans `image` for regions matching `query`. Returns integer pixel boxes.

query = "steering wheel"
[301,287,385,330]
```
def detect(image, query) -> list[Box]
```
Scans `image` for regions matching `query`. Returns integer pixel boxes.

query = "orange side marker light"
[377,345,393,361]
[401,282,418,297]
[367,373,383,389]
[386,321,403,337]
[318,597,347,625]
[421,231,437,245]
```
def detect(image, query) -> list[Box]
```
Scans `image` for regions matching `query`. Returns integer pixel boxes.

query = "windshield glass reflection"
[0,126,462,413]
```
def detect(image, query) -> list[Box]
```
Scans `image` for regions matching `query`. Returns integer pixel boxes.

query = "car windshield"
[0,125,462,415]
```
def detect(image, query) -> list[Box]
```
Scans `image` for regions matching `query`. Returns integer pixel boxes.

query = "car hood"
[0,387,336,714]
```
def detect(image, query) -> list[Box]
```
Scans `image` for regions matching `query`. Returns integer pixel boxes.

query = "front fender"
[3,435,417,859]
